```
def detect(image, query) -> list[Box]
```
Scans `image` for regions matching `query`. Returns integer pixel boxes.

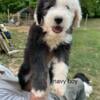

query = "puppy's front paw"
[31,89,46,97]
[32,77,48,97]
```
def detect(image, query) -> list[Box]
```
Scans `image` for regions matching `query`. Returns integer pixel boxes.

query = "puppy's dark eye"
[66,5,70,10]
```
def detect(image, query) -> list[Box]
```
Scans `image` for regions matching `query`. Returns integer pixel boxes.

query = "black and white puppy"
[18,0,82,97]
[74,73,93,97]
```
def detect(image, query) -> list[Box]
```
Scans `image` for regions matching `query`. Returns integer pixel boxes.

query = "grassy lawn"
[0,19,100,99]
[70,29,100,100]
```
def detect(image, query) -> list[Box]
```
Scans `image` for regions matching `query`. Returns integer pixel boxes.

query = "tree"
[0,0,100,17]
[0,0,36,13]
[80,0,100,18]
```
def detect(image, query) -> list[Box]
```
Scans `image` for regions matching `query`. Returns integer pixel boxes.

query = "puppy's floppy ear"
[34,0,44,25]
[72,1,82,28]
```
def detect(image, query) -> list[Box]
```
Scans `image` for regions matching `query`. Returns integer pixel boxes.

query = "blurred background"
[0,0,100,24]
[0,0,100,100]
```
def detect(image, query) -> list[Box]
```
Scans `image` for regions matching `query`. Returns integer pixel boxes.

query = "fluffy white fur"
[32,89,45,97]
[51,58,69,95]
[65,0,82,27]
[83,82,93,97]
[34,0,82,96]
[42,0,82,50]
[34,0,82,27]
[34,0,82,50]
[34,10,39,25]
[43,5,73,50]
[43,33,72,50]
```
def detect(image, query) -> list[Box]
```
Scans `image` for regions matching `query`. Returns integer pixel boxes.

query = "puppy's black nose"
[55,17,63,24]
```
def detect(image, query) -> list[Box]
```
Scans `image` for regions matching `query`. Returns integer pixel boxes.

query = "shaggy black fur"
[74,73,90,84]
[18,24,49,91]
[18,23,72,92]
[18,0,73,92]
[36,0,56,24]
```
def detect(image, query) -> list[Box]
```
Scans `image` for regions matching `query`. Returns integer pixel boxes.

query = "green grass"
[0,30,27,70]
[69,29,100,100]
[0,19,100,99]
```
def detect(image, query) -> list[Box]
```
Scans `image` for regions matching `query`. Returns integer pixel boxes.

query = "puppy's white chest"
[43,33,72,50]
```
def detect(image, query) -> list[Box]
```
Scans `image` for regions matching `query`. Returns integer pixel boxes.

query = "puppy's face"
[35,0,82,35]
[34,0,82,49]
[44,1,74,35]
[35,0,72,35]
